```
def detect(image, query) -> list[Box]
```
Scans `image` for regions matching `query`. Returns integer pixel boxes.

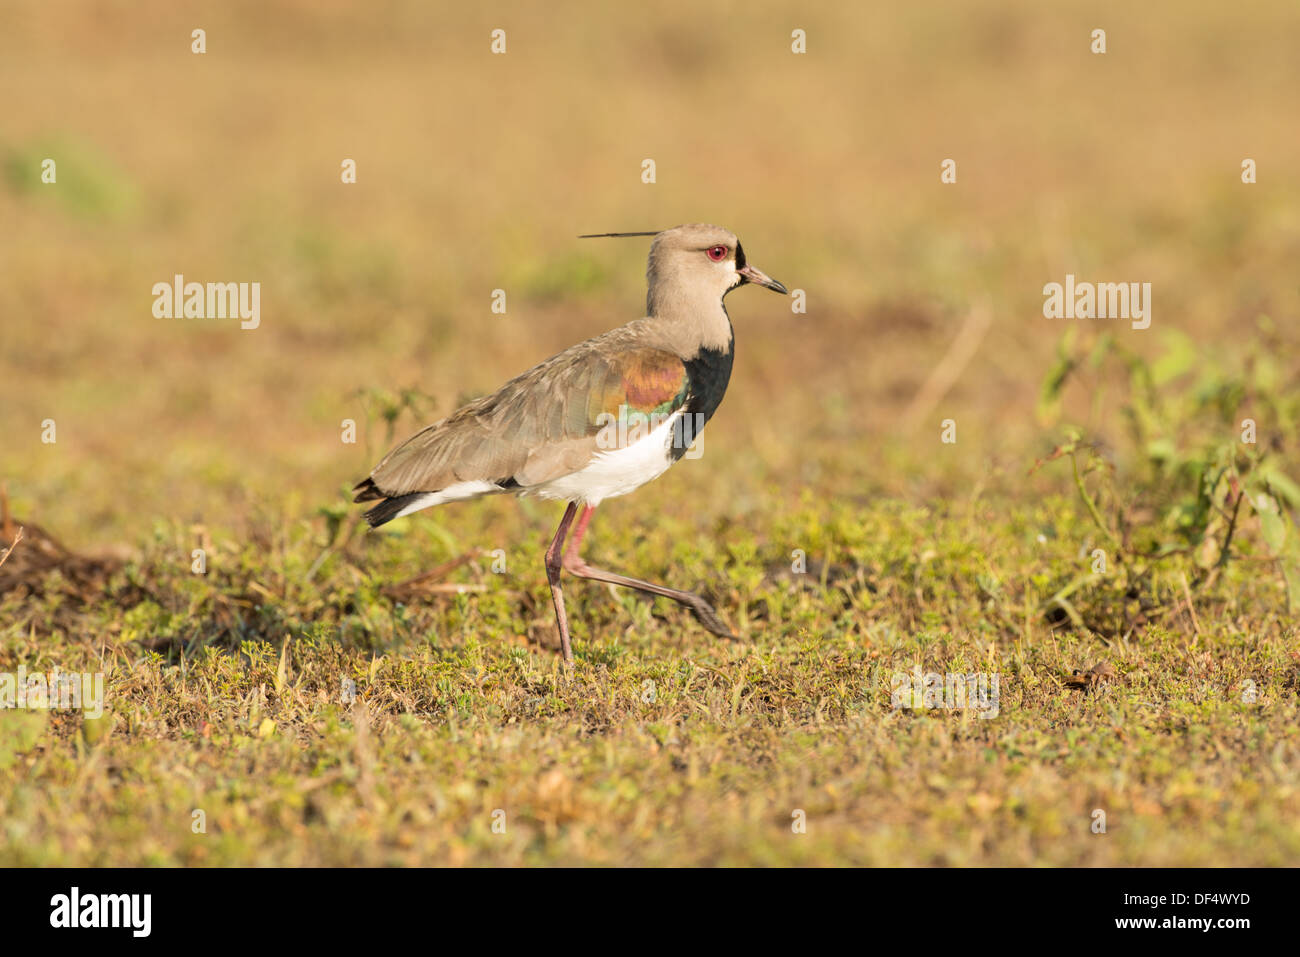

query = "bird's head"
[647,223,788,304]
[581,223,787,317]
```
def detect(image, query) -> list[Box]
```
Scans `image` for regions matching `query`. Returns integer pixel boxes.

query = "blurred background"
[2,0,1298,545]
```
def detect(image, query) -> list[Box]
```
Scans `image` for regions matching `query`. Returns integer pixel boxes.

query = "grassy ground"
[2,0,1299,865]
[4,489,1300,866]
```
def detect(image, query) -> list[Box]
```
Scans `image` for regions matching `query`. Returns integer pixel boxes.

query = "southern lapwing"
[353,224,787,662]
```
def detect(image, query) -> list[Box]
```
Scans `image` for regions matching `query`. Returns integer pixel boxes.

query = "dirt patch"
[0,487,136,608]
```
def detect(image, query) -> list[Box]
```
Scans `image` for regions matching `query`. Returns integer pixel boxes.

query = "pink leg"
[562,504,596,568]
[561,504,737,639]
[545,502,579,663]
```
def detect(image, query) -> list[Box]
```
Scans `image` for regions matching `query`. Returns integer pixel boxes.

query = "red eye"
[707,245,727,261]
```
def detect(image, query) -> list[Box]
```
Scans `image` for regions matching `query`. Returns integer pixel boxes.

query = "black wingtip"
[362,493,425,528]
[352,477,384,503]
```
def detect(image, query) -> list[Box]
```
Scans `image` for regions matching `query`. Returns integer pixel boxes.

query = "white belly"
[530,409,684,506]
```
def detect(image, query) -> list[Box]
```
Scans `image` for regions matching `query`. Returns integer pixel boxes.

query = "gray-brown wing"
[357,327,689,497]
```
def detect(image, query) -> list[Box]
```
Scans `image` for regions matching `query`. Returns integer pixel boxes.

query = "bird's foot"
[684,595,740,641]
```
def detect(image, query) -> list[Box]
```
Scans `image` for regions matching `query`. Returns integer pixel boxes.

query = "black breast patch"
[673,336,735,461]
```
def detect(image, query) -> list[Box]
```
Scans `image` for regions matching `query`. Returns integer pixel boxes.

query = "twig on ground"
[383,550,482,598]
[0,526,24,571]
[1179,571,1203,637]
[900,299,992,432]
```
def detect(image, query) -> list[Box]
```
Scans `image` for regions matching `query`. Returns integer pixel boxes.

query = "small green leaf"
[0,711,48,769]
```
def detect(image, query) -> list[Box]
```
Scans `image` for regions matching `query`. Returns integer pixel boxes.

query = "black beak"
[737,264,788,295]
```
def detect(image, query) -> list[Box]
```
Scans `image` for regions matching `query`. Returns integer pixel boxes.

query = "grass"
[2,0,1299,866]
[3,481,1298,865]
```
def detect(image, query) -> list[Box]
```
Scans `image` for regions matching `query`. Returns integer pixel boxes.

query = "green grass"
[3,481,1298,865]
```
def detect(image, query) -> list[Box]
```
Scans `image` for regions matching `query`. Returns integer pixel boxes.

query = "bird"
[1063,661,1117,693]
[353,223,787,663]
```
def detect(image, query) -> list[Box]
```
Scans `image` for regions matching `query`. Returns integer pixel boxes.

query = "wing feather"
[358,331,690,498]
